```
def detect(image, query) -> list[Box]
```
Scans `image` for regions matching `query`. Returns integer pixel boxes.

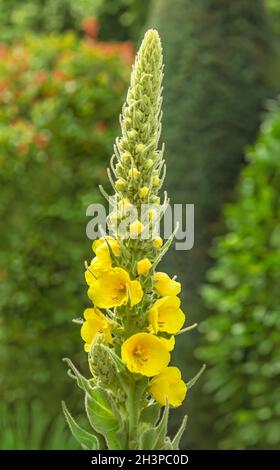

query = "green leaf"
[152,404,169,450]
[63,357,93,395]
[62,401,99,450]
[187,364,206,389]
[141,402,161,426]
[139,427,158,450]
[172,415,188,450]
[86,387,124,450]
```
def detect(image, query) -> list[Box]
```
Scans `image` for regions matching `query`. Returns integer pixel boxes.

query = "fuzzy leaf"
[141,402,161,426]
[172,415,188,450]
[152,404,169,450]
[139,427,158,450]
[187,364,206,389]
[86,387,124,450]
[63,357,93,395]
[62,401,99,450]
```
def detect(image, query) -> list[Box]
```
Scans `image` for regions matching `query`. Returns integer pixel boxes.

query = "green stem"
[127,381,139,449]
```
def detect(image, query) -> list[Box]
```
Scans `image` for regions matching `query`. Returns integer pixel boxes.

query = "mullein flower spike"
[63,29,199,450]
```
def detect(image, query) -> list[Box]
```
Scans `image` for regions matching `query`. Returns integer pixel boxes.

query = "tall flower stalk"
[63,29,202,451]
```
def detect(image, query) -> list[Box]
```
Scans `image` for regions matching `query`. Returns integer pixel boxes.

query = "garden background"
[0,0,279,450]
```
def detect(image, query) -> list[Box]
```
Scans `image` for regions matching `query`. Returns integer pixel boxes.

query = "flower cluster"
[63,29,196,451]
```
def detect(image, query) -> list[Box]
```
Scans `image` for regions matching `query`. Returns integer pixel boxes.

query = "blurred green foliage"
[0,33,129,419]
[0,0,150,43]
[197,101,280,449]
[95,0,151,43]
[148,0,273,449]
[0,401,78,449]
[0,0,95,41]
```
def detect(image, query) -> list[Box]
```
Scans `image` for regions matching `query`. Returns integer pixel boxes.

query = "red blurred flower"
[35,71,48,84]
[94,121,107,134]
[52,70,68,82]
[34,132,48,149]
[82,17,99,40]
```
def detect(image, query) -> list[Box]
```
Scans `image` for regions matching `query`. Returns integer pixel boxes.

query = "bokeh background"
[0,0,279,450]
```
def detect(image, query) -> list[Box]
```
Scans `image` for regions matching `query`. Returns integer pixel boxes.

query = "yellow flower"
[138,186,149,198]
[148,296,185,334]
[95,238,121,258]
[137,258,152,276]
[92,237,120,257]
[121,333,170,377]
[88,267,143,308]
[129,220,144,236]
[85,255,111,285]
[152,236,163,249]
[150,367,187,407]
[81,308,112,352]
[153,272,181,296]
[159,335,175,351]
[85,238,121,285]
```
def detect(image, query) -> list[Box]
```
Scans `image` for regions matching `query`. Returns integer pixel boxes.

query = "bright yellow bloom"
[148,296,185,334]
[95,238,121,258]
[137,258,152,276]
[153,272,181,297]
[85,238,121,285]
[150,367,187,407]
[159,335,175,351]
[129,220,144,236]
[88,267,143,308]
[85,255,111,285]
[138,186,149,198]
[92,236,115,254]
[128,167,140,179]
[81,308,112,352]
[152,236,163,249]
[121,333,170,377]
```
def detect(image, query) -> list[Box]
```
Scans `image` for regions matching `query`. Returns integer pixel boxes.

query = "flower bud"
[145,159,154,169]
[128,167,140,179]
[153,175,160,187]
[138,186,149,198]
[115,179,126,191]
[137,258,152,275]
[129,220,144,236]
[153,236,163,249]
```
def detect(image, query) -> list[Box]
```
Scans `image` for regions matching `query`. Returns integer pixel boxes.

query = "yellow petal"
[150,367,187,407]
[81,307,112,350]
[158,335,175,351]
[121,333,170,377]
[154,272,181,297]
[92,236,114,254]
[127,279,144,307]
[148,296,185,334]
[88,267,130,308]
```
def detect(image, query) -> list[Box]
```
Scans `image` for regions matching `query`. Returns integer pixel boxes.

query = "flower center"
[133,344,148,365]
